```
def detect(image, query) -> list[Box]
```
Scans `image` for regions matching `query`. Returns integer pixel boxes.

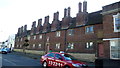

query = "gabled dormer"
[51,12,61,31]
[43,16,51,33]
[76,1,88,26]
[36,19,43,34]
[61,7,72,29]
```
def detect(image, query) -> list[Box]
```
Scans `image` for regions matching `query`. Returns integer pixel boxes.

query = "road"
[0,53,42,68]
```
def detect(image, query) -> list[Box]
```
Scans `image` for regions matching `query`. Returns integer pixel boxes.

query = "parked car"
[0,47,11,54]
[41,52,88,68]
[0,48,8,54]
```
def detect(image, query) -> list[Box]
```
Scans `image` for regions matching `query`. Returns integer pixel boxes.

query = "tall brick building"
[15,1,120,59]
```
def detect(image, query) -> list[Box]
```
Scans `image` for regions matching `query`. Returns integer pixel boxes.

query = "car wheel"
[64,66,70,68]
[42,61,48,68]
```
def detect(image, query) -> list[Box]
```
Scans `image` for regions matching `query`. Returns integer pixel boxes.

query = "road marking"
[3,58,17,66]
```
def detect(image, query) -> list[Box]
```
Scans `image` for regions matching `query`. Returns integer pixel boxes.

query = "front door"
[98,43,104,58]
[46,43,50,53]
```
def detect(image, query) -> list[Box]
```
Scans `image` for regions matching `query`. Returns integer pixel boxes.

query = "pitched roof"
[86,10,103,25]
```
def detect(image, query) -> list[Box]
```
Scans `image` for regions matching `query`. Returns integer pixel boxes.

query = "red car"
[41,52,88,68]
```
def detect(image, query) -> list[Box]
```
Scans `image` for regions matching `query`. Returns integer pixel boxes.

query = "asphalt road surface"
[0,53,42,68]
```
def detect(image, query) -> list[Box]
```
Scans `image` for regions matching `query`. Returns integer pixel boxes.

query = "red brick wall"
[103,12,120,39]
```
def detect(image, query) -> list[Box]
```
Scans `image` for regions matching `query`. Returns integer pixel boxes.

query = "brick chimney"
[43,16,51,33]
[62,7,72,29]
[53,13,56,21]
[56,11,59,20]
[38,19,42,26]
[36,19,43,34]
[64,8,67,17]
[21,26,23,33]
[23,25,27,36]
[68,7,71,17]
[31,21,36,35]
[24,25,27,32]
[51,11,60,31]
[83,1,87,12]
[20,26,23,37]
[76,1,88,26]
[17,27,20,36]
[78,2,82,12]
[44,16,49,24]
[32,21,36,28]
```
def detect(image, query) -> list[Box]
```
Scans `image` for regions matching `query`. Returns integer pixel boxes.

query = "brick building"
[15,1,120,59]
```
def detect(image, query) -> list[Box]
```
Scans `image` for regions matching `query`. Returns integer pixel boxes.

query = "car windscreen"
[63,54,77,60]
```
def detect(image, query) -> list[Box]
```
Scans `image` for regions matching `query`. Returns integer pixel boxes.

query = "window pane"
[47,53,54,57]
[110,40,120,59]
[68,29,74,35]
[56,31,61,37]
[39,35,42,39]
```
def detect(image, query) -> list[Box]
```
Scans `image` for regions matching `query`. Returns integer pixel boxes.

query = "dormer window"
[113,13,120,32]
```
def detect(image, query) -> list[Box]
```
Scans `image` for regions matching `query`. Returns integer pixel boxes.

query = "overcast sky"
[0,0,119,42]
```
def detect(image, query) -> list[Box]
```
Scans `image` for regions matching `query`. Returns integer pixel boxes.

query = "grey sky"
[0,0,119,42]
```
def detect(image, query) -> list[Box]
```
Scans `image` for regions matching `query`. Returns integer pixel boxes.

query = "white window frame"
[20,38,22,41]
[39,35,42,39]
[39,44,41,48]
[33,44,36,48]
[85,26,94,33]
[56,43,60,49]
[33,36,36,40]
[110,40,120,59]
[68,43,74,49]
[113,13,120,32]
[27,36,30,40]
[68,29,74,36]
[18,39,19,41]
[56,31,61,37]
[17,45,19,47]
[86,42,93,49]
[20,45,22,48]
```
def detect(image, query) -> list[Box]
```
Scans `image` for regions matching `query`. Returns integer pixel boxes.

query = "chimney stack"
[56,11,59,20]
[44,16,49,23]
[53,13,56,21]
[83,1,87,12]
[78,2,82,12]
[21,26,23,33]
[38,19,42,26]
[32,21,36,28]
[18,27,20,34]
[24,25,27,32]
[68,7,71,17]
[64,8,67,17]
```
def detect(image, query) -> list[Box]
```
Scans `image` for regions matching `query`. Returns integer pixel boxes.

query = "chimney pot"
[53,13,56,21]
[44,16,49,24]
[79,2,82,12]
[38,19,42,26]
[83,1,87,12]
[32,21,36,28]
[56,11,59,20]
[64,8,67,17]
[68,7,71,16]
[24,25,27,31]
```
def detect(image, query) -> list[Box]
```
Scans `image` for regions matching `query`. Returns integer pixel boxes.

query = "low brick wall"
[14,49,45,55]
[69,53,96,62]
[14,49,95,62]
